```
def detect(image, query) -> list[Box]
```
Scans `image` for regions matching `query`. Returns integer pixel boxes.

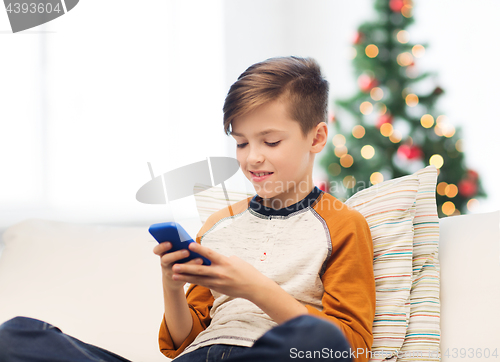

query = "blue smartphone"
[149,222,211,266]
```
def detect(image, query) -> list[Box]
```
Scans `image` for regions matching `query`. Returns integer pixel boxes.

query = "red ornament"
[353,31,364,45]
[389,0,405,12]
[317,180,329,193]
[397,144,423,160]
[358,74,378,93]
[458,179,478,198]
[467,169,479,181]
[328,112,336,124]
[432,86,444,95]
[376,113,393,128]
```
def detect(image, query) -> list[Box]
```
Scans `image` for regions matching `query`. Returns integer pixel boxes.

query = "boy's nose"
[247,147,264,165]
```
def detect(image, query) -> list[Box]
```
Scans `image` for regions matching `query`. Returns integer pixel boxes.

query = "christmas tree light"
[319,0,487,217]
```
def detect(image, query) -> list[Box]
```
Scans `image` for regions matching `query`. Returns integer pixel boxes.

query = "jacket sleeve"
[305,207,376,362]
[158,283,214,359]
[157,200,252,359]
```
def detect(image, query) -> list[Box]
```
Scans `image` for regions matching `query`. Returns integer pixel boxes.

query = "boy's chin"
[254,190,288,209]
[252,185,278,199]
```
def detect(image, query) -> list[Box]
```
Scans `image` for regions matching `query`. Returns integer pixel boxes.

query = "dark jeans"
[0,317,131,362]
[0,315,353,362]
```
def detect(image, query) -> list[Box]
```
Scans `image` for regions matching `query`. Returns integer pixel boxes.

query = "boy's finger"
[185,258,204,265]
[174,274,212,288]
[153,242,172,255]
[173,261,211,276]
[161,249,191,265]
[188,243,221,262]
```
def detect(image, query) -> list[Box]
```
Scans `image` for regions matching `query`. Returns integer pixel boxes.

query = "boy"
[153,56,376,361]
[0,56,374,362]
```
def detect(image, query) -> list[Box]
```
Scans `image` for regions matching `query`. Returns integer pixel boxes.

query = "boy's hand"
[153,242,204,291]
[170,242,271,300]
[171,243,309,324]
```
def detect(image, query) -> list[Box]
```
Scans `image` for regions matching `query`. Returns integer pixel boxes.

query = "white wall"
[411,0,500,213]
[0,0,498,231]
[0,0,227,228]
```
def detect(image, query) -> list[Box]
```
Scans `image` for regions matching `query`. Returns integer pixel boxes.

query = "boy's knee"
[288,315,350,343]
[0,316,54,333]
[256,315,352,358]
[286,316,352,360]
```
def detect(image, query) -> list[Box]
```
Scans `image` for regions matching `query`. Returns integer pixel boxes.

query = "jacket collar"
[249,186,323,217]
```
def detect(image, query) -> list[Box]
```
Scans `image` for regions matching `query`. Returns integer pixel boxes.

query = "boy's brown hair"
[223,56,329,137]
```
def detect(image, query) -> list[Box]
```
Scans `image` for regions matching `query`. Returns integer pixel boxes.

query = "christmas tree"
[320,0,486,217]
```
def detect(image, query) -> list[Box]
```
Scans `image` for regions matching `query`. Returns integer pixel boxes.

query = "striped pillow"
[397,166,440,362]
[345,173,419,361]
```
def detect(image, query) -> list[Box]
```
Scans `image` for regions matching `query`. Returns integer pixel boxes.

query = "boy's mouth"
[249,171,274,182]
[250,171,273,177]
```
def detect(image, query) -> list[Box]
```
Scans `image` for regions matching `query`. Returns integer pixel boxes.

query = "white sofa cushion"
[0,219,170,362]
[439,211,500,362]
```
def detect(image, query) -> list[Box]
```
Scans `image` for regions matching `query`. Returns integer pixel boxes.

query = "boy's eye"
[236,143,248,148]
[266,141,281,147]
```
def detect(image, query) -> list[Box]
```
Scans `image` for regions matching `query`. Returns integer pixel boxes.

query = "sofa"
[0,192,498,361]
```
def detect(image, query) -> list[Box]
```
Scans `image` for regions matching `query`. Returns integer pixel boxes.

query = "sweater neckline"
[249,186,323,217]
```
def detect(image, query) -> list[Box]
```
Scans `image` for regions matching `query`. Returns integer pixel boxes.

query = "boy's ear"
[310,122,328,154]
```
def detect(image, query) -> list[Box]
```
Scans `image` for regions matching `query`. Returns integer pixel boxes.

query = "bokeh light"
[343,175,356,189]
[445,184,458,198]
[434,115,456,138]
[405,94,419,107]
[360,101,374,115]
[397,52,414,67]
[352,125,366,139]
[328,163,341,177]
[370,87,384,101]
[442,201,456,216]
[361,145,375,159]
[340,154,354,168]
[443,125,456,138]
[389,130,402,143]
[380,123,394,137]
[467,198,480,211]
[401,5,413,17]
[420,114,434,128]
[349,47,357,60]
[436,115,447,124]
[365,44,379,58]
[429,154,444,168]
[437,182,447,196]
[334,145,348,158]
[434,124,443,137]
[397,30,410,43]
[370,172,384,185]
[412,44,425,58]
[455,139,464,152]
[332,134,346,147]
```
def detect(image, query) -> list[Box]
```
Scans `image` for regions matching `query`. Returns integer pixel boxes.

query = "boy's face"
[231,99,326,209]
